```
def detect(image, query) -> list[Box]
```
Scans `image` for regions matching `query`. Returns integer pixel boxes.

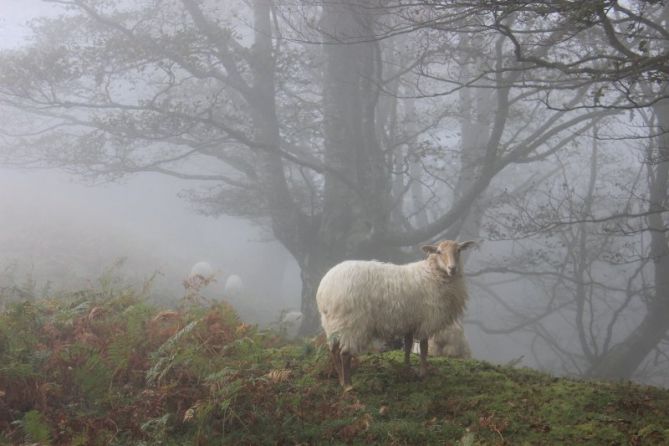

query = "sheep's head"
[421,240,476,277]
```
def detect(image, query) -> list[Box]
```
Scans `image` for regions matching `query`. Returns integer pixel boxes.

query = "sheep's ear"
[421,245,439,255]
[458,240,477,251]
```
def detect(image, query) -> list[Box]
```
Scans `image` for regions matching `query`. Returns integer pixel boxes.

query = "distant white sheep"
[276,310,304,340]
[190,261,214,279]
[316,240,476,388]
[223,274,244,300]
[184,266,260,323]
[183,261,217,303]
[412,319,471,359]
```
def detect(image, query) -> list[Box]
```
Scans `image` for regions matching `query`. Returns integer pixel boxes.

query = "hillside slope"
[0,289,668,445]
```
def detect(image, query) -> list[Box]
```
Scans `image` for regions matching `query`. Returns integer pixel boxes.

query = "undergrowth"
[0,283,668,445]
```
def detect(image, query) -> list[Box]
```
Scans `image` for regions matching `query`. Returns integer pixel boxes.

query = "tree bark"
[298,252,334,334]
[295,1,409,334]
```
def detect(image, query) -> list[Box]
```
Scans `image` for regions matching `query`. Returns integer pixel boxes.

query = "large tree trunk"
[298,251,337,334]
[319,0,386,247]
[296,1,403,334]
[586,98,669,379]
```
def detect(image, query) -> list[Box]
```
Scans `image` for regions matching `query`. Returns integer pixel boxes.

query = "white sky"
[0,0,62,48]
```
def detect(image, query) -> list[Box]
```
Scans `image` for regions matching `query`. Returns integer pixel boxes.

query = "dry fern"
[265,369,292,384]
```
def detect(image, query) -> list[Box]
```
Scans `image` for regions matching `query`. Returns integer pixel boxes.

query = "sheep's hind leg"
[403,333,413,366]
[330,341,344,386]
[418,338,429,377]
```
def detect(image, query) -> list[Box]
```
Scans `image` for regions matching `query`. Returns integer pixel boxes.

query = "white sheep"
[412,319,472,359]
[190,261,214,279]
[183,261,218,303]
[223,274,245,300]
[316,239,476,388]
[276,310,304,340]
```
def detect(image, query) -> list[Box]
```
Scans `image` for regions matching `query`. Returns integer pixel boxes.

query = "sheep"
[223,274,245,300]
[183,261,218,303]
[412,319,472,359]
[184,267,269,324]
[316,239,476,388]
[428,319,472,358]
[275,310,304,340]
[190,261,214,280]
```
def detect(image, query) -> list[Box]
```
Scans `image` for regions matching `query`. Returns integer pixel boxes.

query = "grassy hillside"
[1,287,668,445]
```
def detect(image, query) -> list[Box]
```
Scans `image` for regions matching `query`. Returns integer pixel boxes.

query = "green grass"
[339,353,669,445]
[0,288,668,445]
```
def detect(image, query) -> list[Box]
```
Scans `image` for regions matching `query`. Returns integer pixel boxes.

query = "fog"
[0,3,301,319]
[0,0,668,390]
[0,167,516,365]
[0,167,300,319]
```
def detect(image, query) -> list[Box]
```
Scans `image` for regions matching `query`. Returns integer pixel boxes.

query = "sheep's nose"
[447,266,457,275]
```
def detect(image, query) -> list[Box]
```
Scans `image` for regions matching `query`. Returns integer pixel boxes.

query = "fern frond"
[156,320,199,356]
[21,410,51,444]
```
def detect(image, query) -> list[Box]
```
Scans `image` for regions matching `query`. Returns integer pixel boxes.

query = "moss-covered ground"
[1,287,668,445]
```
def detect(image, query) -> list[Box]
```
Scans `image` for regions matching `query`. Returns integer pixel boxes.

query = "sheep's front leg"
[403,333,413,366]
[419,338,429,377]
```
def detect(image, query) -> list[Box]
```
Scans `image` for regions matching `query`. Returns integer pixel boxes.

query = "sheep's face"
[421,240,476,277]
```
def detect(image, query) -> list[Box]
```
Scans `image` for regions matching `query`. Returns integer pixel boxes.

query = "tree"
[0,0,644,337]
[391,0,669,108]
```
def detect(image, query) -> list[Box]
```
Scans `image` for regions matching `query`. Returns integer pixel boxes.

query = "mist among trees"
[1,0,668,386]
